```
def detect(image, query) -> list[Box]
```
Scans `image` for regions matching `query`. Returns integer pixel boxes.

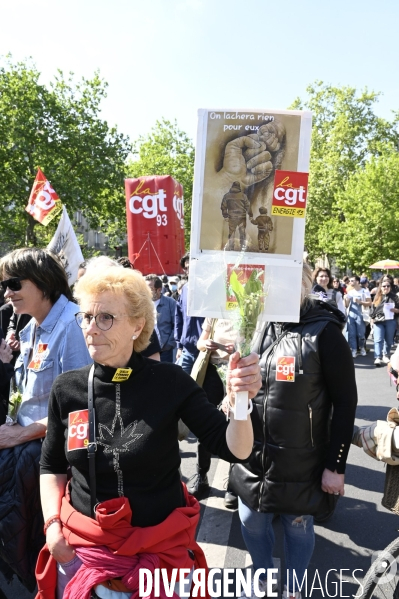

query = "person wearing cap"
[360,276,369,287]
[221,181,253,251]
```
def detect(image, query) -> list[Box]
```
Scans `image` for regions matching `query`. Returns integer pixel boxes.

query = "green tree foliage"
[0,57,131,249]
[329,147,399,271]
[290,82,399,262]
[126,119,195,248]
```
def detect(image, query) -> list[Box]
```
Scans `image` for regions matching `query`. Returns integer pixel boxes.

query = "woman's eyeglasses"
[0,277,25,292]
[381,284,391,288]
[75,312,116,331]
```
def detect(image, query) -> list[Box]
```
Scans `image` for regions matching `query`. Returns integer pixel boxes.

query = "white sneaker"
[351,349,357,358]
[240,578,278,599]
[375,357,382,366]
[382,355,390,364]
[360,348,367,356]
[282,586,302,599]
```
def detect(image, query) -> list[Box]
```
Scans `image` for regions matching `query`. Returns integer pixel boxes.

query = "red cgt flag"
[25,168,63,226]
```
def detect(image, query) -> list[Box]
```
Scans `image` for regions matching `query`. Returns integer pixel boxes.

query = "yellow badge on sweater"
[112,368,132,382]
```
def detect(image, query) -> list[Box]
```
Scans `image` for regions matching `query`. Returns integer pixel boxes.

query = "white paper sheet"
[383,302,395,320]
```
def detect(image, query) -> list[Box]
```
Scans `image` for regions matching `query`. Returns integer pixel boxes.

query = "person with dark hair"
[0,337,13,424]
[145,274,176,363]
[116,256,133,270]
[0,248,92,589]
[161,274,171,296]
[230,264,357,599]
[0,302,31,404]
[0,248,92,438]
[332,277,346,297]
[169,277,178,299]
[175,256,204,374]
[311,267,345,316]
[370,278,399,366]
[179,253,189,272]
[344,275,371,358]
[359,277,372,341]
[0,300,13,339]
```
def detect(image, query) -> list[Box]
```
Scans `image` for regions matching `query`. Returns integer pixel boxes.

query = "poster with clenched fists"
[188,108,312,322]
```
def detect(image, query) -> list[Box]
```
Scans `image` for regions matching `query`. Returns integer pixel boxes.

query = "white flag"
[47,206,84,286]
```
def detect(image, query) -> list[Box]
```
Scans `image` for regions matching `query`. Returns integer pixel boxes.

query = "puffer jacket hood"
[287,298,346,330]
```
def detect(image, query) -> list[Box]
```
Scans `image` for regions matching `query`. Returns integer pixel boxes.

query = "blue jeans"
[373,320,397,358]
[176,347,198,375]
[238,499,315,595]
[347,303,365,351]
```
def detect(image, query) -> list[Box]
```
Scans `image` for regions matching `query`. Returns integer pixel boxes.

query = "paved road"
[2,340,399,598]
[179,341,399,598]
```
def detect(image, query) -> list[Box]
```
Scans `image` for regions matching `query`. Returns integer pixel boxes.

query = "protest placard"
[188,108,312,322]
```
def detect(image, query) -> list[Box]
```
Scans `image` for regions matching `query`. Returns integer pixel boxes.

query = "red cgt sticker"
[276,356,295,382]
[271,170,309,218]
[28,343,49,371]
[67,410,89,451]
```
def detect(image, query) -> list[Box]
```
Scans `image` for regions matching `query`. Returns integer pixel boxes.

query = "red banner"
[25,168,63,226]
[271,170,309,218]
[125,176,185,275]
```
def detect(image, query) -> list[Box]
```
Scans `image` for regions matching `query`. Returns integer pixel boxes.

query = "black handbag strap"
[87,364,97,516]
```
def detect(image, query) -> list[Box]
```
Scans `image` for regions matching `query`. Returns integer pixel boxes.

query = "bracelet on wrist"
[44,515,61,535]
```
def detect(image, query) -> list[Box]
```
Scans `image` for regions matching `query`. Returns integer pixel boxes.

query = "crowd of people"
[0,248,395,599]
[311,268,399,366]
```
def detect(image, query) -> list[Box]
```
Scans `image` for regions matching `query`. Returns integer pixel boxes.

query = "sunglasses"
[0,277,26,292]
[382,284,391,288]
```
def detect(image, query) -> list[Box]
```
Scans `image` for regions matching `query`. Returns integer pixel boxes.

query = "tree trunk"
[25,214,37,246]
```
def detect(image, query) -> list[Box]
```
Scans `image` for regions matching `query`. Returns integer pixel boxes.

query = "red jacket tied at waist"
[35,484,208,599]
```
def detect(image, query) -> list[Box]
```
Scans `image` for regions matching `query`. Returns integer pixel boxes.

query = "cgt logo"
[129,189,167,219]
[67,410,89,451]
[276,356,295,382]
[271,170,309,218]
[173,194,184,229]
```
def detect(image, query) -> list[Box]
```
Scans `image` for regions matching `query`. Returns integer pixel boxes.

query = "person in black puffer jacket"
[229,263,358,599]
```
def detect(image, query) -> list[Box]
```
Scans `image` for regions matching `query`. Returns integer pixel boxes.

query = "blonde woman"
[37,266,260,598]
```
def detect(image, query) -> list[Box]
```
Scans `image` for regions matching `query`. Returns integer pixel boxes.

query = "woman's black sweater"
[40,352,241,527]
